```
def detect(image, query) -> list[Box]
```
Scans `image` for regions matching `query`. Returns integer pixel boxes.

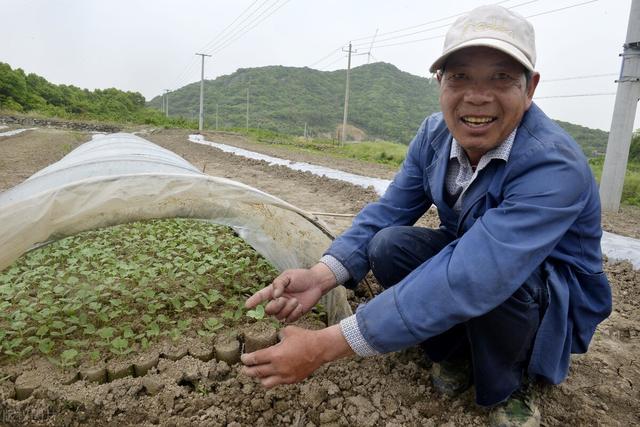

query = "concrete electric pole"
[246,87,250,131]
[195,53,212,132]
[600,0,640,212]
[341,42,354,145]
[216,103,219,130]
[163,89,170,117]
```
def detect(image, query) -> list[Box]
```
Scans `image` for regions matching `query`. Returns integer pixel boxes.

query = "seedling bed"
[0,218,296,369]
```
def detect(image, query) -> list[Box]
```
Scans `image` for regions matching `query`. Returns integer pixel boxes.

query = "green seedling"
[0,218,280,365]
[58,348,79,368]
[110,337,132,355]
[246,304,266,320]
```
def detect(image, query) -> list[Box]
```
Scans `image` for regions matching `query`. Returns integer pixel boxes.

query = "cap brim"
[429,38,535,73]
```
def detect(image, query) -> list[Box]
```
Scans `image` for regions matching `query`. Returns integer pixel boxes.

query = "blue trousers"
[367,226,548,406]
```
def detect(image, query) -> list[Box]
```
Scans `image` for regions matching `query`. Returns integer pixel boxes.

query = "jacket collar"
[424,105,543,234]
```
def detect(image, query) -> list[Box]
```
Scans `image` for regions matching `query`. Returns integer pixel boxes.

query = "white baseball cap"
[429,5,536,73]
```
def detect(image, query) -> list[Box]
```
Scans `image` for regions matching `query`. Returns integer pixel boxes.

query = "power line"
[171,58,200,90]
[351,0,537,48]
[321,55,347,71]
[353,0,600,52]
[367,29,379,64]
[198,0,262,53]
[349,0,515,44]
[207,0,291,56]
[526,0,598,18]
[200,0,271,53]
[361,33,445,50]
[534,92,616,99]
[543,73,617,82]
[169,0,265,90]
[167,56,198,93]
[167,0,291,92]
[351,21,450,49]
[309,47,343,68]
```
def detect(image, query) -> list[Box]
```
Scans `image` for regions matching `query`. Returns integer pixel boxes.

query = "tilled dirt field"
[0,127,638,426]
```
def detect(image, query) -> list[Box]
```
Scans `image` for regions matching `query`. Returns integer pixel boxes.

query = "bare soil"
[0,127,638,426]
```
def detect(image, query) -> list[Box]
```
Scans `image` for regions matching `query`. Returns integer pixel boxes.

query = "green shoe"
[430,358,472,396]
[488,388,541,427]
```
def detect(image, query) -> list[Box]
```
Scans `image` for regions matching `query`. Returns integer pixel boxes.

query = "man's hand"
[241,324,354,388]
[245,263,337,323]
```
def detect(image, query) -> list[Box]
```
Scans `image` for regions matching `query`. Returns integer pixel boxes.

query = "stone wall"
[0,115,120,133]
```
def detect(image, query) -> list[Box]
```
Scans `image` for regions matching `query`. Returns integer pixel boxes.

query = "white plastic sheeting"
[188,135,640,269]
[0,128,36,137]
[0,133,352,323]
[189,134,392,196]
[601,231,640,269]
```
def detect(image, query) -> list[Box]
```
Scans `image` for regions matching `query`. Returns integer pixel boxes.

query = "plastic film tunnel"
[0,133,352,324]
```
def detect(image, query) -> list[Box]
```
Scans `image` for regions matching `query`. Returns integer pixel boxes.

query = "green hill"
[0,62,186,126]
[0,60,609,156]
[149,62,608,155]
[150,63,441,144]
[554,119,608,157]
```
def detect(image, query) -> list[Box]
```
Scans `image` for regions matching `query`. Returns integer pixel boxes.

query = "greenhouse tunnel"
[0,133,352,324]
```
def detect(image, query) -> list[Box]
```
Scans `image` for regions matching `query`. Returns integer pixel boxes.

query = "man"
[241,5,612,426]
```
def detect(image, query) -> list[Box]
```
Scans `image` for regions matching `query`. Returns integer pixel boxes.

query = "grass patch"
[589,158,640,206]
[229,129,638,206]
[0,219,281,367]
[224,127,407,167]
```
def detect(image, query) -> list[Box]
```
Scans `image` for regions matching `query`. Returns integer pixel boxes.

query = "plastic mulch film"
[0,133,352,324]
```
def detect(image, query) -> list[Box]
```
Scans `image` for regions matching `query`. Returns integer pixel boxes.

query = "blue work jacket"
[326,103,612,384]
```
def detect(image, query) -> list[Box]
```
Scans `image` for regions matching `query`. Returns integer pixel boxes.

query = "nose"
[463,82,494,105]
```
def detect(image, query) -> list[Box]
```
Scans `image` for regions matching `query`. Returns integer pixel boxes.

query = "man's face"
[438,47,539,164]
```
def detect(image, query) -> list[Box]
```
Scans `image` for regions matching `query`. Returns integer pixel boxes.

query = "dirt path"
[0,128,638,426]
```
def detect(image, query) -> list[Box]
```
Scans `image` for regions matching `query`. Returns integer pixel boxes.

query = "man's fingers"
[245,286,273,309]
[242,363,277,379]
[271,275,291,299]
[240,348,272,366]
[285,303,305,323]
[246,274,292,309]
[265,297,287,315]
[275,298,299,321]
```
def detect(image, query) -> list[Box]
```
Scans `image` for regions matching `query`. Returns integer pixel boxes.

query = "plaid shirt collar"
[450,127,517,170]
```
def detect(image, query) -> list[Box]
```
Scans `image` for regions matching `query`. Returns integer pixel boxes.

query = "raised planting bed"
[0,218,324,371]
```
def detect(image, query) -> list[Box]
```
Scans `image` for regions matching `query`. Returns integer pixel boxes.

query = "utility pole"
[600,0,640,212]
[367,29,378,64]
[195,53,212,132]
[341,42,355,145]
[163,89,170,117]
[160,93,165,113]
[304,122,308,140]
[246,87,250,131]
[215,103,219,130]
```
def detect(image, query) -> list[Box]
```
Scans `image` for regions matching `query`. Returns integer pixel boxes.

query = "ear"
[436,71,443,84]
[525,72,541,109]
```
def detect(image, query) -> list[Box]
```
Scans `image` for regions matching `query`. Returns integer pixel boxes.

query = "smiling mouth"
[461,116,497,127]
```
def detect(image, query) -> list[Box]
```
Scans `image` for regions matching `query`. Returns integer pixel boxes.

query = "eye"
[447,72,467,81]
[492,72,514,80]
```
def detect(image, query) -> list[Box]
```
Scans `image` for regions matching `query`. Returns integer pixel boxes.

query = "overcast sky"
[1,0,635,132]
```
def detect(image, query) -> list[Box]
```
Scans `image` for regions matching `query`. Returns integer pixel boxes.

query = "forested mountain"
[149,62,440,144]
[0,60,608,156]
[0,62,172,125]
[149,62,609,154]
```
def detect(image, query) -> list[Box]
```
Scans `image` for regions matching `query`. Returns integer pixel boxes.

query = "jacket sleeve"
[355,138,591,353]
[324,118,434,287]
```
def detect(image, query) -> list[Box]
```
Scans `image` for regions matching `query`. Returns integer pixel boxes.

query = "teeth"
[463,116,494,124]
